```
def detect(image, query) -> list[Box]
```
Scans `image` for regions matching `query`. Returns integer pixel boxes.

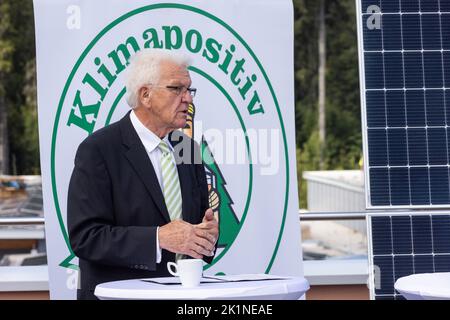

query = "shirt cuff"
[156,227,162,263]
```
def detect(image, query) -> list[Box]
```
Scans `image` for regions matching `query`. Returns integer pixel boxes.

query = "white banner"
[33,0,302,299]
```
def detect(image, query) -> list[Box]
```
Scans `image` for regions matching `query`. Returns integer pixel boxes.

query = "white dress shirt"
[129,110,178,264]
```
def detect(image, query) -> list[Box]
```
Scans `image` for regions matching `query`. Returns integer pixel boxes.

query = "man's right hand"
[158,220,216,259]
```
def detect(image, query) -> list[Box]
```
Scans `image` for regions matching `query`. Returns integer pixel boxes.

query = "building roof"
[302,170,364,193]
[0,176,43,218]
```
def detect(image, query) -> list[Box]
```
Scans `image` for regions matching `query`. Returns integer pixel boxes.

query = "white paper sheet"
[140,274,291,285]
[202,273,292,282]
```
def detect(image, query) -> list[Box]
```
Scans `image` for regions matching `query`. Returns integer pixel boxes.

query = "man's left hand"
[195,208,218,254]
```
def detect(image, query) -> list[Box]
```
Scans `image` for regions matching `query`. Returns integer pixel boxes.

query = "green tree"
[0,0,14,173]
[22,58,40,173]
[325,1,361,170]
[293,0,320,149]
[201,139,240,247]
[294,0,362,208]
[0,0,38,174]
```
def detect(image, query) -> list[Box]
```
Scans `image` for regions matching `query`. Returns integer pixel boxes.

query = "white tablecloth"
[95,276,309,300]
[394,272,450,300]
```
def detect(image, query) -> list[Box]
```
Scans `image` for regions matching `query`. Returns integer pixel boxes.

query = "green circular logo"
[52,4,290,273]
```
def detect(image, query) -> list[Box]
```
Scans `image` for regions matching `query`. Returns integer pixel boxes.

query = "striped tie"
[158,141,182,221]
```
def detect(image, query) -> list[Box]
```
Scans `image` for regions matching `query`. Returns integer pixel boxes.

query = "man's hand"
[198,208,219,246]
[158,217,216,259]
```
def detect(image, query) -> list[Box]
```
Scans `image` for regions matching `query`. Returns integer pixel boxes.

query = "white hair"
[124,49,191,108]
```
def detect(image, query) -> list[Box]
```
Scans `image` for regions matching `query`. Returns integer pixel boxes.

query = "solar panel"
[357,0,450,208]
[368,212,450,300]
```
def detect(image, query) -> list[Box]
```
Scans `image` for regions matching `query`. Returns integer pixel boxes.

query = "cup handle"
[167,262,179,277]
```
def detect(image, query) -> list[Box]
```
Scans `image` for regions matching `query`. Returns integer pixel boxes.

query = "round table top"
[394,272,450,300]
[95,276,309,300]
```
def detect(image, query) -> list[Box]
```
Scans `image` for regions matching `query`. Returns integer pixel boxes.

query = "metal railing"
[0,218,45,226]
[299,212,366,221]
[0,212,367,226]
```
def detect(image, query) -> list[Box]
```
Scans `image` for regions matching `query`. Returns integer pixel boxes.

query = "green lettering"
[94,57,117,87]
[202,38,222,63]
[66,90,100,134]
[82,73,107,100]
[247,91,265,115]
[218,44,235,75]
[185,29,202,53]
[162,25,182,50]
[231,58,246,86]
[143,28,163,49]
[239,74,257,100]
[107,36,140,74]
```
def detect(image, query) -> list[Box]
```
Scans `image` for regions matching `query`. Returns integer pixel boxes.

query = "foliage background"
[0,0,362,208]
[0,0,39,174]
[294,0,361,207]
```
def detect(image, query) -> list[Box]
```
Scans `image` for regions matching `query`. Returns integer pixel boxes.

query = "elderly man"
[67,49,218,300]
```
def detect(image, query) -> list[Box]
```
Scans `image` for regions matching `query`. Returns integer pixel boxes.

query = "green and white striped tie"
[158,141,182,221]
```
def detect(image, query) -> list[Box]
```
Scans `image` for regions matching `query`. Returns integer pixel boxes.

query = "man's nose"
[181,91,193,103]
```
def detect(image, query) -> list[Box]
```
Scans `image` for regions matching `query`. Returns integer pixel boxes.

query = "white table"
[95,276,309,300]
[394,272,450,300]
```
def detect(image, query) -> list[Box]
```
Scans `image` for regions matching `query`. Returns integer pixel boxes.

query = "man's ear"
[139,86,151,105]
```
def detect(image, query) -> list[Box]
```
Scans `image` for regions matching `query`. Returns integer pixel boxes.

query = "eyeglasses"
[167,85,197,97]
[153,85,197,97]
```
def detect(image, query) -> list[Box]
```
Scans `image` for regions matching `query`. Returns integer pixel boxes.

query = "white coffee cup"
[167,259,203,287]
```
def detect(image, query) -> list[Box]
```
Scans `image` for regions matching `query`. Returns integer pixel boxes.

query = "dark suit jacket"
[67,111,213,300]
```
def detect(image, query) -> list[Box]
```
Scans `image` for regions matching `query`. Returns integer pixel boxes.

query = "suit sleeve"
[195,150,210,218]
[193,141,218,265]
[67,139,158,270]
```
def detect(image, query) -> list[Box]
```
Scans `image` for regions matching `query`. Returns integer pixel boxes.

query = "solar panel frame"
[356,0,450,209]
[367,211,450,300]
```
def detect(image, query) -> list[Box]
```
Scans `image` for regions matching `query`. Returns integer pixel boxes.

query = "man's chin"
[173,119,187,130]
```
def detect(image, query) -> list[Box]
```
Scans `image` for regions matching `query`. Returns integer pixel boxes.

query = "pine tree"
[201,139,240,248]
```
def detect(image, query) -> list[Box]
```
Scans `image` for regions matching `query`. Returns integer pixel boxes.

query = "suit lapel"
[120,113,171,223]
